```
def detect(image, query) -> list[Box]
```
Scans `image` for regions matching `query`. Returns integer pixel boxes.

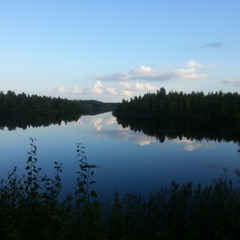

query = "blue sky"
[0,0,240,102]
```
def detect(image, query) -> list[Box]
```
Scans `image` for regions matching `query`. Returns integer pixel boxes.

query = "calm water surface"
[0,112,240,201]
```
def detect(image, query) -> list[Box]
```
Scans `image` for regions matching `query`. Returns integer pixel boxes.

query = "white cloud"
[186,60,204,69]
[120,89,132,96]
[170,137,215,152]
[107,117,116,125]
[171,137,201,151]
[130,65,207,81]
[56,86,65,93]
[92,81,103,94]
[118,81,156,91]
[129,135,156,146]
[96,61,208,82]
[130,66,164,80]
[96,73,130,81]
[223,78,240,85]
[47,60,211,99]
[176,68,207,79]
[70,86,83,94]
[118,82,131,89]
[92,118,103,131]
[106,87,117,95]
[133,82,156,91]
[171,137,193,144]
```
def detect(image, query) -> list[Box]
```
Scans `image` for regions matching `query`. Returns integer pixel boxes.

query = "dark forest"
[114,88,240,121]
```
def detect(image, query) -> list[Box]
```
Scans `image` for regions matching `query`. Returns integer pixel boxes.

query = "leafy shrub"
[1,139,240,240]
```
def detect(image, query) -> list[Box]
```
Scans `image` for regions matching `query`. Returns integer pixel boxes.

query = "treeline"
[114,88,240,120]
[0,113,81,131]
[116,117,240,145]
[0,90,117,115]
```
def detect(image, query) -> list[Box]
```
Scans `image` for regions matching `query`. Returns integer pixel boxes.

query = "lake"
[1,112,240,201]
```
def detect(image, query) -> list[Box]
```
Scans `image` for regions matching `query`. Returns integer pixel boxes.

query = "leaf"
[90,190,98,197]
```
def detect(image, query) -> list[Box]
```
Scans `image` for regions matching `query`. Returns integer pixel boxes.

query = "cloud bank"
[48,60,210,98]
[97,61,207,82]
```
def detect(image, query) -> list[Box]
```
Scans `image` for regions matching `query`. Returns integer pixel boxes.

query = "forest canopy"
[113,88,240,121]
[0,90,117,115]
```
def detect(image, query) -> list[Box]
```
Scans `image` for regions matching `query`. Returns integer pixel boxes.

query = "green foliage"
[113,88,240,121]
[0,90,119,131]
[0,139,101,240]
[75,143,98,206]
[74,143,102,240]
[0,90,118,117]
[1,139,240,239]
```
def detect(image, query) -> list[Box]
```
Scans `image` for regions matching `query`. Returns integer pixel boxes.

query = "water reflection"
[0,112,240,200]
[74,114,116,131]
[115,116,240,147]
[171,137,216,152]
[78,113,239,152]
[1,112,240,152]
[0,113,81,131]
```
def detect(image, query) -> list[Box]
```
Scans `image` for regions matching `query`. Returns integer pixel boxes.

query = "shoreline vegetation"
[0,90,118,116]
[113,87,240,121]
[0,90,118,131]
[1,139,240,240]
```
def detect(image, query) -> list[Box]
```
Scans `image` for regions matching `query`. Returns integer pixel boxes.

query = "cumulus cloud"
[107,117,116,125]
[87,81,140,97]
[118,81,156,91]
[55,86,65,94]
[118,82,131,89]
[97,61,207,82]
[92,81,104,94]
[130,65,207,81]
[186,60,204,69]
[223,78,240,85]
[91,81,131,96]
[48,60,210,98]
[130,66,172,80]
[120,89,132,96]
[134,82,156,91]
[70,86,83,94]
[92,118,104,131]
[106,87,117,95]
